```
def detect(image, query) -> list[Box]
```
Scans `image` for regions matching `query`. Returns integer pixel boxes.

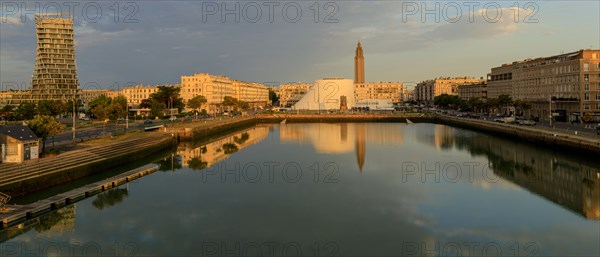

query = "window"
[585,83,590,91]
[584,93,590,100]
[584,63,589,71]
[584,103,590,110]
[584,74,589,81]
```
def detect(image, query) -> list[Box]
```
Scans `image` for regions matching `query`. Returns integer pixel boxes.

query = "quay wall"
[436,115,600,155]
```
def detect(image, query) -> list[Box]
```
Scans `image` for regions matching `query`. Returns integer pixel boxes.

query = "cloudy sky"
[1,1,599,90]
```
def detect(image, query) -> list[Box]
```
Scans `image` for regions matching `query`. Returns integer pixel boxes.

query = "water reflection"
[0,205,76,243]
[176,125,271,170]
[1,123,598,256]
[279,123,404,173]
[415,124,600,220]
[92,187,129,210]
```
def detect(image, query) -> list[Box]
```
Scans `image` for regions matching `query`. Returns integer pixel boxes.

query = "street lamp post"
[72,94,76,141]
[549,96,553,127]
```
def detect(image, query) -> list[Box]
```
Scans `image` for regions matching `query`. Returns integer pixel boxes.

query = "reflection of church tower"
[355,124,366,174]
[354,41,365,84]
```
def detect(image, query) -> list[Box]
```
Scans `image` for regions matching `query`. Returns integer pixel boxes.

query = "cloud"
[0,16,23,25]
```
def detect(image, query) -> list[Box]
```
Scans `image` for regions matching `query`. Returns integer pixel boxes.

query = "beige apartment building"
[121,84,179,107]
[487,49,600,122]
[457,81,488,100]
[79,90,114,107]
[354,82,404,103]
[181,73,268,113]
[277,83,311,107]
[415,77,483,105]
[233,81,269,107]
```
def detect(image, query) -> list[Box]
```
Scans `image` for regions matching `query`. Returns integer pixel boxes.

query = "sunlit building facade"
[181,73,268,113]
[354,82,404,104]
[277,83,312,107]
[26,14,79,102]
[415,77,484,105]
[487,49,600,122]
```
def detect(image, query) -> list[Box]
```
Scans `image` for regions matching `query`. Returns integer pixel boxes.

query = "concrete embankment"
[255,113,435,123]
[0,133,176,196]
[169,117,258,142]
[436,115,600,155]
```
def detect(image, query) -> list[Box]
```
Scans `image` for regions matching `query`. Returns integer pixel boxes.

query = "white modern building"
[293,78,356,110]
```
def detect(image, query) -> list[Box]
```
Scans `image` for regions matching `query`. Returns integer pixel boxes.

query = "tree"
[107,95,128,129]
[513,99,532,116]
[88,95,112,119]
[28,115,65,151]
[150,100,166,118]
[468,98,485,113]
[498,94,513,106]
[237,100,250,110]
[150,86,184,112]
[0,105,15,121]
[187,95,207,111]
[486,98,499,113]
[15,102,37,120]
[139,99,153,109]
[434,94,463,109]
[37,100,66,117]
[269,88,279,106]
[223,96,238,111]
[65,99,83,116]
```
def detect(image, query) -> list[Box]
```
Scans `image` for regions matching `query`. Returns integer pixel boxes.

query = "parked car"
[468,113,480,119]
[79,117,91,121]
[169,116,177,121]
[596,125,600,135]
[494,118,505,122]
[143,119,153,124]
[522,120,536,126]
[503,117,516,124]
[515,118,525,125]
[456,113,467,117]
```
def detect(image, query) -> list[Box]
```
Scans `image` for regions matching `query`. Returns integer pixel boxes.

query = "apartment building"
[181,73,268,113]
[277,83,311,107]
[487,49,600,122]
[457,81,488,100]
[354,82,404,103]
[26,14,79,102]
[415,77,483,105]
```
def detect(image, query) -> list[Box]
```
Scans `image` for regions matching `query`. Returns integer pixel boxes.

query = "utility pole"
[549,96,552,127]
[72,95,76,141]
[125,103,129,131]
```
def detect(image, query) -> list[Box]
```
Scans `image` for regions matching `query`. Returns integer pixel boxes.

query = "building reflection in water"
[279,123,404,173]
[416,124,600,220]
[177,125,272,170]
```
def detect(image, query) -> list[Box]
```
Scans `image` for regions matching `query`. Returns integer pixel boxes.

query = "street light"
[72,92,76,141]
[549,96,553,127]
